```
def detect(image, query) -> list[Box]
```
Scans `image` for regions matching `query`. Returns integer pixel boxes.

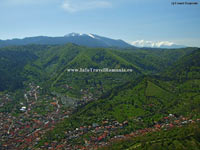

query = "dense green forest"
[0,44,197,95]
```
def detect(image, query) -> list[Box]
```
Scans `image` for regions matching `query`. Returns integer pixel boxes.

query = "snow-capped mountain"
[0,33,133,48]
[131,40,186,49]
[64,33,96,38]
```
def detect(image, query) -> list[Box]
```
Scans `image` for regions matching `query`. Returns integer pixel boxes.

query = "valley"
[0,43,200,149]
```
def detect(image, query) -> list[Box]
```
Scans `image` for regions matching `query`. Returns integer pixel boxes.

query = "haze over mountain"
[131,40,186,49]
[0,33,133,48]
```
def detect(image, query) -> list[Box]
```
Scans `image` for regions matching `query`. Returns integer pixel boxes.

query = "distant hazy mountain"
[158,44,186,49]
[0,33,133,48]
[131,40,186,49]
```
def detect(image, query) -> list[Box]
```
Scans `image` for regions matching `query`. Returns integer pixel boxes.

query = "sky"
[0,0,200,47]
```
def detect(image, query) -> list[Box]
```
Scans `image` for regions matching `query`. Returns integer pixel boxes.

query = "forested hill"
[0,45,50,91]
[0,44,197,94]
[164,49,200,80]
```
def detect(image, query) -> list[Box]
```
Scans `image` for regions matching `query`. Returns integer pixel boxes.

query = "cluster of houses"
[97,115,200,150]
[0,93,12,109]
[0,83,200,150]
[38,119,129,150]
[38,114,200,150]
[0,83,72,149]
[0,82,103,149]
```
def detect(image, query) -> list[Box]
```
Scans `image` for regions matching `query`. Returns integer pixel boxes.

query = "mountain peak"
[87,33,96,39]
[64,32,96,39]
[64,32,83,37]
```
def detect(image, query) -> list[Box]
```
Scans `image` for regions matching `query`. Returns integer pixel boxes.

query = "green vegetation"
[0,44,199,149]
[164,49,200,81]
[101,122,200,150]
[0,44,198,97]
[37,76,200,145]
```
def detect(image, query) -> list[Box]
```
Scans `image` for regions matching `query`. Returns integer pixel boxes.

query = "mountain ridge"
[0,33,133,48]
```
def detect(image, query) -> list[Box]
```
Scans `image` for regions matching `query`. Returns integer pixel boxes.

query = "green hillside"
[37,76,200,148]
[101,122,200,150]
[113,47,198,74]
[0,45,49,91]
[164,49,200,80]
[50,47,141,98]
[35,48,200,149]
[0,44,197,97]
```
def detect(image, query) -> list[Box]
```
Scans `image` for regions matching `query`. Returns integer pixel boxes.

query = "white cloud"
[62,0,112,13]
[130,40,175,48]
